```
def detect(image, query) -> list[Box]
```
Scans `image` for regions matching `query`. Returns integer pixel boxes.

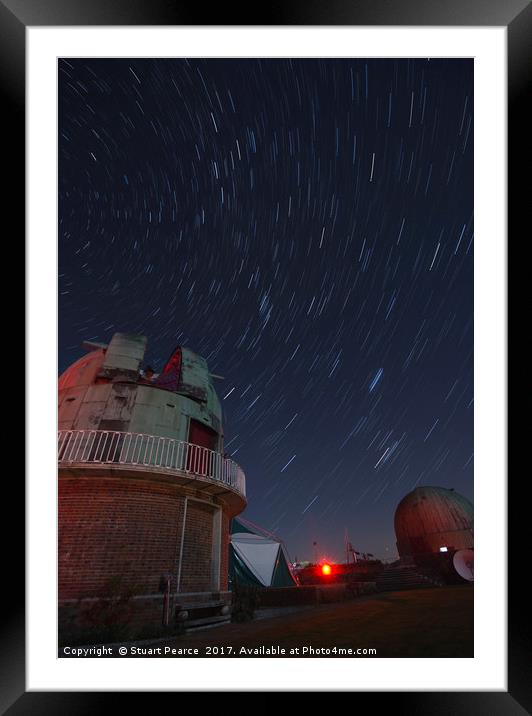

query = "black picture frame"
[8,0,526,709]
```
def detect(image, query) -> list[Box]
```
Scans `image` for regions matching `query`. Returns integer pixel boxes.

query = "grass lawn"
[144,585,473,658]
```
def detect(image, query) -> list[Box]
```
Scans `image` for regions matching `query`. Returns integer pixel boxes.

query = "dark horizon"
[59,58,473,563]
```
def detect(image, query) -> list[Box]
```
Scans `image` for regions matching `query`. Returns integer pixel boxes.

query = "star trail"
[59,58,473,563]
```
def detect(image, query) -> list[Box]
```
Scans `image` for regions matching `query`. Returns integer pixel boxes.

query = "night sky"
[59,58,473,564]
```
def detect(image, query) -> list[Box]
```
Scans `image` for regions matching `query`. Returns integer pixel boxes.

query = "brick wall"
[220,511,230,591]
[179,500,215,593]
[59,475,237,599]
[58,473,239,637]
[59,476,187,599]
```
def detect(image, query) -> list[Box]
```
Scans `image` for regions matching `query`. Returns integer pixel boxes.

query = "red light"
[321,564,332,575]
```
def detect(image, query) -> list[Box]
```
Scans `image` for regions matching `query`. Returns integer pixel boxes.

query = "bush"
[133,621,185,642]
[231,582,261,622]
[59,576,137,647]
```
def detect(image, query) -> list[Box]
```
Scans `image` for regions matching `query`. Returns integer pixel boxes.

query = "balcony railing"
[58,429,246,497]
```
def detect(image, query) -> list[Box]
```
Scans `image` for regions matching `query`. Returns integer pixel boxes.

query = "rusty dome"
[394,485,473,558]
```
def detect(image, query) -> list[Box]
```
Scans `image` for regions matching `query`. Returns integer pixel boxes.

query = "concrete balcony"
[58,429,246,508]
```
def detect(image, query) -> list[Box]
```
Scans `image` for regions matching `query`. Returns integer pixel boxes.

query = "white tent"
[229,517,298,588]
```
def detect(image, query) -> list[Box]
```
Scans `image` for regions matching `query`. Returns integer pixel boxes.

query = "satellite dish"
[453,549,474,581]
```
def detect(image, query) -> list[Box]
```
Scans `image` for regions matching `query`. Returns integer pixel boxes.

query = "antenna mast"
[344,528,349,565]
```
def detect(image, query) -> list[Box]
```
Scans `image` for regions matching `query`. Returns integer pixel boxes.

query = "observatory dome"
[58,346,106,391]
[394,486,473,558]
[58,333,246,639]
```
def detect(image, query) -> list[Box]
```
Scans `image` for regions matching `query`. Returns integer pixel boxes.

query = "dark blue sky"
[59,58,473,563]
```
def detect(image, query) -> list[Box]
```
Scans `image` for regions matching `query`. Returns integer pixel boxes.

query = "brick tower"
[58,333,246,637]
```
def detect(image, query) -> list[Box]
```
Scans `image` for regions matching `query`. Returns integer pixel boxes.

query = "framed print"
[6,0,527,707]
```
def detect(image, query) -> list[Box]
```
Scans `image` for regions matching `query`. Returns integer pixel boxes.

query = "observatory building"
[394,485,473,559]
[58,333,246,634]
[375,485,474,591]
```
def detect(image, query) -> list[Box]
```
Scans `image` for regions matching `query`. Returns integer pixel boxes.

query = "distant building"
[58,332,246,637]
[394,485,473,558]
[375,486,474,591]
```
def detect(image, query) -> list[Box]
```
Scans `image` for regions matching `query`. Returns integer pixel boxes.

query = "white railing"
[58,429,246,497]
